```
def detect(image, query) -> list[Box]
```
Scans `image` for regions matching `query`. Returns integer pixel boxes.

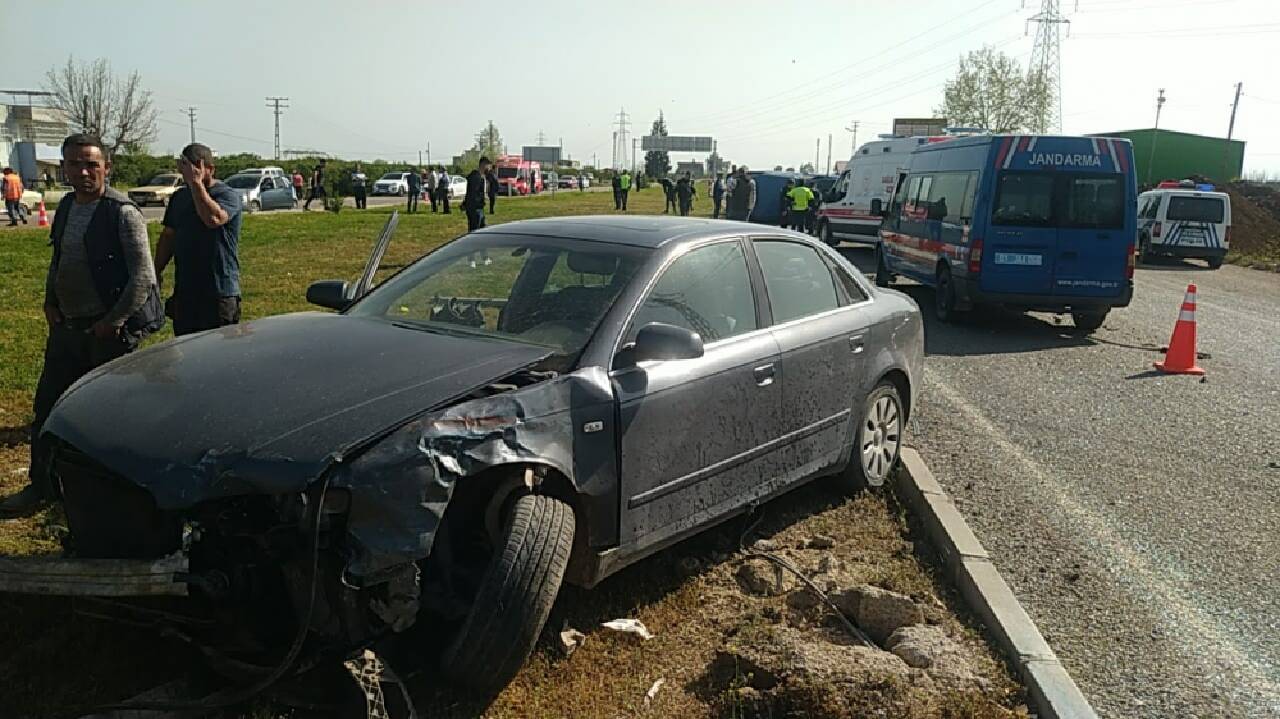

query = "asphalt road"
[840,244,1280,718]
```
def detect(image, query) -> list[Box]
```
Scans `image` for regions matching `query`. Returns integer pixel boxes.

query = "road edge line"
[895,447,1098,719]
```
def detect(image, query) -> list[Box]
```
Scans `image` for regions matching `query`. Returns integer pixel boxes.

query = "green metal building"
[1088,128,1245,187]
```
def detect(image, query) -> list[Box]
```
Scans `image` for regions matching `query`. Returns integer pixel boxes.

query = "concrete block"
[899,448,945,496]
[1024,659,1100,719]
[958,557,1057,663]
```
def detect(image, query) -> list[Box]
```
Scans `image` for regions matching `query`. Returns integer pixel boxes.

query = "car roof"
[471,215,791,248]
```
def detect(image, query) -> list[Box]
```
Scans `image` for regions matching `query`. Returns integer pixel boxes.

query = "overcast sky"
[5,0,1278,174]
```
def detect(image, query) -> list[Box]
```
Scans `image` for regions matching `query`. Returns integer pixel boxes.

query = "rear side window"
[754,240,841,323]
[1166,196,1225,223]
[628,242,757,344]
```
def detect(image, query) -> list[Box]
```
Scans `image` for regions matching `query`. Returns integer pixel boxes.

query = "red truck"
[494,155,543,195]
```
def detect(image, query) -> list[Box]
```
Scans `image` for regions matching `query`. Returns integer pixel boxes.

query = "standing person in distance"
[619,169,632,211]
[711,172,725,220]
[426,166,439,212]
[787,179,815,232]
[611,172,622,210]
[779,178,794,228]
[676,172,696,216]
[292,168,305,205]
[155,142,244,337]
[0,133,162,517]
[303,159,326,210]
[726,166,755,221]
[405,166,421,213]
[463,156,491,232]
[485,163,499,214]
[351,163,368,210]
[436,167,451,214]
[2,167,28,225]
[659,176,676,213]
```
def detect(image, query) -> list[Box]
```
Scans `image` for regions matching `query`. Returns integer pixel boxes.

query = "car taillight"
[1126,242,1136,279]
[968,239,983,274]
[1153,221,1162,238]
[1225,227,1231,246]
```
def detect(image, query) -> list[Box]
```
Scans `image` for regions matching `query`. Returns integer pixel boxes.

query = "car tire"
[1207,256,1223,269]
[1138,236,1152,265]
[820,220,838,247]
[1071,309,1108,333]
[440,493,574,697]
[935,264,960,322]
[836,380,904,493]
[875,246,894,288]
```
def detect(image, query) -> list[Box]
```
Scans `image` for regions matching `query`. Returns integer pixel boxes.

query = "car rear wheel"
[1071,309,1108,333]
[836,381,904,493]
[440,493,574,697]
[935,265,960,322]
[1207,256,1223,269]
[875,246,894,288]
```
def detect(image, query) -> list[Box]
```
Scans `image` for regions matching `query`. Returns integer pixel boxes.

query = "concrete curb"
[894,447,1098,719]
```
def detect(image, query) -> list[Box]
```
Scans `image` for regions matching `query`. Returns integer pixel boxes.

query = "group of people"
[779,177,818,233]
[659,173,699,216]
[0,135,245,516]
[610,169,633,210]
[711,166,758,222]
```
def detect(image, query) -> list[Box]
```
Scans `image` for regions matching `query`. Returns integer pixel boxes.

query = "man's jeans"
[406,191,419,213]
[466,206,485,232]
[5,199,27,224]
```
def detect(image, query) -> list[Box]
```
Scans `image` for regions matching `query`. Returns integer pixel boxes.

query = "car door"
[614,239,783,545]
[751,237,872,484]
[260,177,284,209]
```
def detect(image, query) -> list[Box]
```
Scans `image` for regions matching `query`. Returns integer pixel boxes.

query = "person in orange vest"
[2,167,28,226]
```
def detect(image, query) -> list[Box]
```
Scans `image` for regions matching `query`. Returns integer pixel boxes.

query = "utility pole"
[613,108,631,170]
[418,150,423,166]
[815,138,820,173]
[265,96,289,160]
[846,120,860,153]
[536,130,547,146]
[1223,81,1243,182]
[826,133,833,175]
[1026,0,1074,133]
[632,137,638,175]
[1147,88,1166,186]
[183,106,197,143]
[426,142,431,166]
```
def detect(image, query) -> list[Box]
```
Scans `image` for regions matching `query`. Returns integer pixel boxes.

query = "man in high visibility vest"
[619,170,632,210]
[787,179,816,233]
[2,167,28,226]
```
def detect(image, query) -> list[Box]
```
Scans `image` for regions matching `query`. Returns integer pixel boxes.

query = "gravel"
[843,249,1280,719]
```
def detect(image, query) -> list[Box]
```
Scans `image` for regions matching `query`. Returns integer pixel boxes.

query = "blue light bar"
[1196,183,1215,192]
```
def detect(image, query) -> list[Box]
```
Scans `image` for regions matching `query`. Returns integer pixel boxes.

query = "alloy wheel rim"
[860,395,901,482]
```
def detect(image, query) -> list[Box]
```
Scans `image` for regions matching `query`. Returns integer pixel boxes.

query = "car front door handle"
[753,363,776,387]
[848,335,865,354]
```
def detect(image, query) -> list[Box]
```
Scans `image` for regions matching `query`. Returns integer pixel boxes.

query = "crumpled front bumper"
[0,552,188,597]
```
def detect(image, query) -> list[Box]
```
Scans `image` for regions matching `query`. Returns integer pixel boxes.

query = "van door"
[1053,173,1129,299]
[985,170,1056,295]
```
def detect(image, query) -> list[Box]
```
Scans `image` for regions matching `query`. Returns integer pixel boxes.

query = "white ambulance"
[1137,180,1231,269]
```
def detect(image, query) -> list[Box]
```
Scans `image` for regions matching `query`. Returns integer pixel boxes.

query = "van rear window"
[1166,196,1225,223]
[992,172,1125,230]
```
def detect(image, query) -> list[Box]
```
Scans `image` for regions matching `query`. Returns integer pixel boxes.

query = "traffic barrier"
[1154,283,1205,375]
[36,200,48,227]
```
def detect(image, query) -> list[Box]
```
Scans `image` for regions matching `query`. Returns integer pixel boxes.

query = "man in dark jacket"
[675,173,696,216]
[303,159,326,210]
[436,168,451,214]
[0,133,163,517]
[711,173,726,219]
[463,156,491,231]
[485,165,499,214]
[659,177,676,213]
[726,167,756,221]
[405,167,421,213]
[611,173,622,210]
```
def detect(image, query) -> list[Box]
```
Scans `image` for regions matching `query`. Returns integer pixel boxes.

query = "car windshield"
[379,173,404,181]
[350,233,650,358]
[226,175,260,189]
[146,175,178,186]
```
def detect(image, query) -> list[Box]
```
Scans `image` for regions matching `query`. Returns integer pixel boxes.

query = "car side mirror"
[307,279,353,310]
[630,322,704,364]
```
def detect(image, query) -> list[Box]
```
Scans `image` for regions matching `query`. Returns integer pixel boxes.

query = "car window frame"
[747,236,851,327]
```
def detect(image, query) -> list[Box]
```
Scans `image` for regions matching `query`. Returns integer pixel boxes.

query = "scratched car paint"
[29,215,925,697]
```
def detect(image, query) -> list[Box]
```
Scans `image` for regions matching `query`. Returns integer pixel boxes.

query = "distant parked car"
[373,172,411,196]
[225,173,297,211]
[558,176,579,189]
[127,174,185,207]
[447,174,466,199]
[238,166,287,179]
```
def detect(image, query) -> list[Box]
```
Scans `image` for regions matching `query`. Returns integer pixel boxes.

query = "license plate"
[994,252,1042,266]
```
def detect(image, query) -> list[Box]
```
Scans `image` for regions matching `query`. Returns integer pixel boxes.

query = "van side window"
[906,176,932,219]
[926,172,971,224]
[898,175,921,218]
[959,171,979,223]
[1145,196,1163,219]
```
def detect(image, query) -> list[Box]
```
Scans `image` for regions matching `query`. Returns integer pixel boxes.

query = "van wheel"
[821,221,837,247]
[1071,309,1108,333]
[440,494,574,698]
[875,246,894,288]
[935,265,960,322]
[1207,256,1223,269]
[835,380,903,493]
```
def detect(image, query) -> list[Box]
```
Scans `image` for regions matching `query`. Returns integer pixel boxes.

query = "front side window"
[1166,196,1225,223]
[628,241,757,344]
[755,240,840,323]
[352,235,648,358]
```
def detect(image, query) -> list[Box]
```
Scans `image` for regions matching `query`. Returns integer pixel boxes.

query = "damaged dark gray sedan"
[29,215,923,697]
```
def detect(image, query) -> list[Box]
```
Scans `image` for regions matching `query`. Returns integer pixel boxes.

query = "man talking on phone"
[154,143,244,336]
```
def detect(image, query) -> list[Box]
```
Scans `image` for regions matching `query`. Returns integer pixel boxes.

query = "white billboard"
[642,136,714,152]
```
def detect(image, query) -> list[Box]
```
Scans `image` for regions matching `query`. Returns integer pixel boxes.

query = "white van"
[239,166,287,178]
[815,135,944,246]
[1137,180,1231,269]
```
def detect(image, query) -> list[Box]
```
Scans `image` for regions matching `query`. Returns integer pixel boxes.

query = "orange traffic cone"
[1154,283,1204,375]
[36,200,48,227]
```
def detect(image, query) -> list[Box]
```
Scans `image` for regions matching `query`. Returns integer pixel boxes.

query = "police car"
[1137,180,1231,269]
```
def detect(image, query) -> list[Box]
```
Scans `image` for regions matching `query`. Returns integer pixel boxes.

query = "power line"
[265,96,289,160]
[1026,0,1073,134]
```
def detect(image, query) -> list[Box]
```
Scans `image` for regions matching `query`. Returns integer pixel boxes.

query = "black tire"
[1071,309,1108,333]
[1207,256,1223,269]
[875,246,894,288]
[440,493,575,697]
[820,220,837,247]
[836,381,904,493]
[1137,234,1151,265]
[935,265,959,322]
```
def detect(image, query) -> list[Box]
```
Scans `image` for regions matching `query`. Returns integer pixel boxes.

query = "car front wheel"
[440,493,575,697]
[836,381,904,493]
[875,246,894,288]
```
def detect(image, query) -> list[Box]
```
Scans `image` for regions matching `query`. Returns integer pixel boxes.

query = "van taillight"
[1126,242,1136,279]
[968,239,983,274]
[1153,222,1162,238]
[1225,227,1231,246]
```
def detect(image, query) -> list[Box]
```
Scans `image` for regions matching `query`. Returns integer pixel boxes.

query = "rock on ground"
[831,584,925,644]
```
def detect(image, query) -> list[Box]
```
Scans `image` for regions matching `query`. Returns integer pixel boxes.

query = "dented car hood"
[42,312,553,508]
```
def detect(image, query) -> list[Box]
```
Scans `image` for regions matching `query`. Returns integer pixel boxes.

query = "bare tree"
[43,56,159,156]
[937,47,1052,133]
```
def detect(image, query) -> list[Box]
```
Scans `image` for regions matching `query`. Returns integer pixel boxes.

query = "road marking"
[925,369,1280,709]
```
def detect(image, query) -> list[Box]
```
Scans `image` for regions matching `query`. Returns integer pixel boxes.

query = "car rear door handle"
[753,363,776,387]
[848,335,865,354]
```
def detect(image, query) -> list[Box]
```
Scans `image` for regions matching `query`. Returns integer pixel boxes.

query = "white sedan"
[1,188,44,221]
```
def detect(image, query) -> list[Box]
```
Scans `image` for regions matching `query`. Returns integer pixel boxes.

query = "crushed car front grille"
[53,443,182,559]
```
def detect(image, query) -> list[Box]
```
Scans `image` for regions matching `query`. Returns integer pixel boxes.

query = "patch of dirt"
[1224,182,1280,265]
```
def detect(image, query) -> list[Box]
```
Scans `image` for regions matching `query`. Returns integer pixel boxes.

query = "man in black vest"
[463,156,491,232]
[485,164,498,214]
[0,133,163,517]
[436,167,451,214]
[155,143,244,336]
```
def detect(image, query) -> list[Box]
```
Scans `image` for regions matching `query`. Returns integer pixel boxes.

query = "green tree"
[937,46,1052,133]
[644,111,671,179]
[474,121,505,160]
[799,162,816,174]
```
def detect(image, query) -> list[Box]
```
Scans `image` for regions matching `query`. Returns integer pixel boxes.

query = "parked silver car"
[225,174,296,211]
